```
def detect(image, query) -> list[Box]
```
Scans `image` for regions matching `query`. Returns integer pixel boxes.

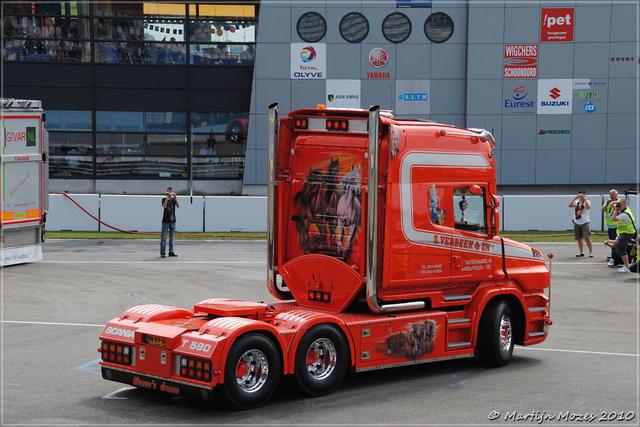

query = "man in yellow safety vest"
[601,189,619,261]
[611,199,636,273]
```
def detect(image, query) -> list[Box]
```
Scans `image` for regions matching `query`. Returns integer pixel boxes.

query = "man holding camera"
[611,199,636,273]
[160,186,180,258]
[569,190,593,257]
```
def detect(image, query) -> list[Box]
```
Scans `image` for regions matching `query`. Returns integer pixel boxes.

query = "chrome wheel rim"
[235,349,269,393]
[305,338,337,380]
[499,315,512,354]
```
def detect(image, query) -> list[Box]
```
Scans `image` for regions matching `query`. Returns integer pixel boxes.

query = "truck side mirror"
[492,207,500,236]
[468,184,482,195]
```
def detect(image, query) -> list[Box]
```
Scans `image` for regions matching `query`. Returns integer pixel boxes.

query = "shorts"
[573,222,591,240]
[616,232,633,256]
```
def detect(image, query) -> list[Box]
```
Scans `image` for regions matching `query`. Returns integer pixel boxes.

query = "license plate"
[144,334,166,347]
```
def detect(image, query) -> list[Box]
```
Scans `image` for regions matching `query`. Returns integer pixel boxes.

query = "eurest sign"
[541,8,574,42]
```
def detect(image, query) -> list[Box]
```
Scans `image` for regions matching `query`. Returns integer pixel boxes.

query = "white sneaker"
[608,259,615,267]
[589,252,594,258]
[618,267,630,273]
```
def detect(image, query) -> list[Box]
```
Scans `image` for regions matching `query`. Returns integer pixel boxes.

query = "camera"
[575,214,582,220]
[615,203,621,209]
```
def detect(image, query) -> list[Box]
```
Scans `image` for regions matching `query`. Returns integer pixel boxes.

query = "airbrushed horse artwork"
[293,158,362,260]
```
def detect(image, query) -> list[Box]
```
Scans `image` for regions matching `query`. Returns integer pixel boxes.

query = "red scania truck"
[99,105,551,409]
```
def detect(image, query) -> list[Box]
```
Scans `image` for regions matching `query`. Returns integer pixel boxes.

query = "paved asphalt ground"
[2,239,638,425]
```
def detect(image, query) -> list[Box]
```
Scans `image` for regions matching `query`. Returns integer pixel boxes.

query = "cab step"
[448,341,471,348]
[443,294,472,302]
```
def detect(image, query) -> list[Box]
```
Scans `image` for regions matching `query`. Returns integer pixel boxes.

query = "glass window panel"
[382,12,411,43]
[189,43,254,65]
[424,12,454,43]
[188,20,256,43]
[193,134,246,156]
[94,41,185,64]
[146,112,187,132]
[296,12,326,43]
[96,156,187,178]
[96,134,186,156]
[97,111,144,132]
[3,16,89,39]
[49,155,93,178]
[48,132,93,153]
[94,4,146,18]
[3,3,89,16]
[190,113,249,134]
[193,156,244,179]
[44,111,92,131]
[96,112,186,132]
[4,39,90,62]
[94,17,148,41]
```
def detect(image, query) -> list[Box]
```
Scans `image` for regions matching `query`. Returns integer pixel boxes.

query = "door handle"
[452,255,461,268]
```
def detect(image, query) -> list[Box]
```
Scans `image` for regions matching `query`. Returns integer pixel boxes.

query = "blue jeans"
[161,222,176,254]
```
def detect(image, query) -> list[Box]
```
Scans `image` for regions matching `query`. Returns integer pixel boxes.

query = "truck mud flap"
[102,366,214,403]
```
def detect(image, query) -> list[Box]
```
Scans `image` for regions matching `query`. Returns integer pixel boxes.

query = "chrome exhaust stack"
[366,106,424,313]
[267,103,278,295]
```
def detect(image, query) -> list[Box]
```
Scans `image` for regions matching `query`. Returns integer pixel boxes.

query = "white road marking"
[3,320,104,327]
[519,347,637,357]
[39,261,266,264]
[102,387,135,400]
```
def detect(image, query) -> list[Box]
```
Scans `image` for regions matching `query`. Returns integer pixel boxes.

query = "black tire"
[478,300,514,367]
[294,324,349,397]
[217,334,281,410]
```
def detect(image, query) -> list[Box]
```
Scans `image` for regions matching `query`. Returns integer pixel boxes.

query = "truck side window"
[453,187,487,234]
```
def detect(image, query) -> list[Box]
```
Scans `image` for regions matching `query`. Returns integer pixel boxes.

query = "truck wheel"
[218,334,281,410]
[294,324,349,396]
[478,300,514,367]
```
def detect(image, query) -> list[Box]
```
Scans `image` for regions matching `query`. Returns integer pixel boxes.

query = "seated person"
[604,234,636,268]
[455,199,468,225]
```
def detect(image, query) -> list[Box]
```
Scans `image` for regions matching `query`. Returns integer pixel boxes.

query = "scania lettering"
[100,104,552,409]
[1,98,48,266]
[105,327,135,338]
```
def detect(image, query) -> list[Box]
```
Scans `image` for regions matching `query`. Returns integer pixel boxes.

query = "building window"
[382,12,411,43]
[190,112,247,179]
[339,12,369,43]
[3,3,91,62]
[93,4,186,64]
[188,19,256,65]
[44,110,93,178]
[2,3,255,65]
[424,12,454,43]
[297,12,326,43]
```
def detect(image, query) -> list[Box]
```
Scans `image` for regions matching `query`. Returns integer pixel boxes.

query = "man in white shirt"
[569,190,593,258]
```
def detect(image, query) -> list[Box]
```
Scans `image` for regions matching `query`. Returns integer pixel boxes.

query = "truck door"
[449,184,501,284]
[382,164,451,289]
